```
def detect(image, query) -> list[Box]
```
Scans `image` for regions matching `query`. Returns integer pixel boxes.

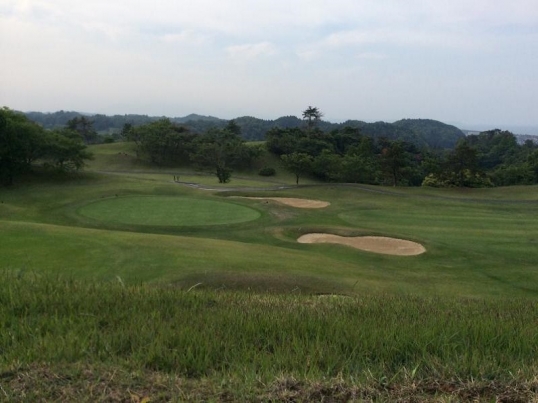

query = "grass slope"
[1,165,538,298]
[2,142,538,400]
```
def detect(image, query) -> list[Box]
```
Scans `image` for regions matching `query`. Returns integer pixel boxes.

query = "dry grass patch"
[238,197,330,208]
[3,365,537,402]
[298,233,426,256]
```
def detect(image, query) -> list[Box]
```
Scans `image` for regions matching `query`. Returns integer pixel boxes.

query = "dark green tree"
[225,119,242,135]
[66,116,98,144]
[0,108,24,185]
[281,152,313,185]
[380,140,408,186]
[0,108,92,184]
[302,106,323,129]
[265,127,303,156]
[340,137,380,184]
[120,123,134,141]
[528,150,538,183]
[311,149,342,181]
[446,140,479,187]
[0,108,48,185]
[191,128,254,183]
[45,128,93,171]
[130,119,195,165]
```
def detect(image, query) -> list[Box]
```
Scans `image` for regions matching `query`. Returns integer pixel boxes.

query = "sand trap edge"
[297,233,426,256]
[235,197,330,209]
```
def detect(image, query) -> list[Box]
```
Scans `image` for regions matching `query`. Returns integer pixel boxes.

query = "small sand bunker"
[297,233,426,256]
[241,197,330,209]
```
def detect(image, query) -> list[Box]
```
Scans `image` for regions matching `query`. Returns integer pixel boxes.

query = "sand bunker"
[297,233,426,256]
[240,197,330,208]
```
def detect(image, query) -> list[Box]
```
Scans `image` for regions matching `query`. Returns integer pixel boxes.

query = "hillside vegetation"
[15,107,538,190]
[24,110,465,148]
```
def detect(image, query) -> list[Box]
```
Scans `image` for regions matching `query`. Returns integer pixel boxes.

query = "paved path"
[95,169,537,204]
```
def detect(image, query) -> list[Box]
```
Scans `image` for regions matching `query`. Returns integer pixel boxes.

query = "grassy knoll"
[1,143,538,400]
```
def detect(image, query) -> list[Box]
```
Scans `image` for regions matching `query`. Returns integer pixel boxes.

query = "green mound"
[78,196,261,226]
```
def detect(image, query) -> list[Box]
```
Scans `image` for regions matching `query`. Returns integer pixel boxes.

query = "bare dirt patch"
[297,233,426,256]
[239,197,330,208]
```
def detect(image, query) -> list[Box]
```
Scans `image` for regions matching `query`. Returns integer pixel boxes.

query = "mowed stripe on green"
[78,196,261,226]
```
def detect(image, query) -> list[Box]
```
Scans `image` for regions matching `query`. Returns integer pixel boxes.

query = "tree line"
[0,108,93,186]
[125,119,263,183]
[4,106,538,188]
[24,110,466,148]
[270,124,538,187]
[126,107,538,188]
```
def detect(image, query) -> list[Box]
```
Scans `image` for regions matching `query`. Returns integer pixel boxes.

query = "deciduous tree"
[191,128,255,183]
[281,152,313,185]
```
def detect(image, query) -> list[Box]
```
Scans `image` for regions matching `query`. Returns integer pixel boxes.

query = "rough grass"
[1,274,538,401]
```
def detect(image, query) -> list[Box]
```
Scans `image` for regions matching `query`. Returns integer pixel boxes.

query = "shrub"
[258,167,276,176]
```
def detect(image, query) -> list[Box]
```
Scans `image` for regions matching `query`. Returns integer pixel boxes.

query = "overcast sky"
[1,0,537,131]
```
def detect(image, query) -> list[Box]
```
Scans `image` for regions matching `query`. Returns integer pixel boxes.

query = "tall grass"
[2,273,537,383]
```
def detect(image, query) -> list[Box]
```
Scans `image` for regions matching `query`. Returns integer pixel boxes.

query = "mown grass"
[78,195,261,226]
[1,274,538,401]
[2,167,538,298]
[2,142,538,400]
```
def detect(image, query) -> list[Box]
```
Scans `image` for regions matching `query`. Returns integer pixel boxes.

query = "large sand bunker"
[240,197,330,208]
[297,233,426,256]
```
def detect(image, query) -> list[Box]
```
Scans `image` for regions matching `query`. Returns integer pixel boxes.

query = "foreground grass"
[1,274,538,401]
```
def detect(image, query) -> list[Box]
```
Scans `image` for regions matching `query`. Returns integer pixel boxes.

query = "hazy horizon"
[2,1,537,132]
[18,108,538,136]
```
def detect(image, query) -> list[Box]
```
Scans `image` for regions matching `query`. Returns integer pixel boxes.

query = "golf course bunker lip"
[239,197,330,208]
[297,233,426,256]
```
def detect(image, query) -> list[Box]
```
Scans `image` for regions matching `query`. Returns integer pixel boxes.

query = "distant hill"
[513,134,538,145]
[393,119,465,149]
[174,113,223,123]
[334,120,427,148]
[23,111,466,149]
[463,129,538,145]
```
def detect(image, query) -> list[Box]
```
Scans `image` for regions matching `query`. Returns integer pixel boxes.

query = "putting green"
[79,196,261,226]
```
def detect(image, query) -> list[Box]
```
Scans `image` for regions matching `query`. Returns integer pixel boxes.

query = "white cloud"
[160,30,209,46]
[296,49,320,62]
[226,42,277,60]
[355,52,388,60]
[1,0,537,124]
[320,28,482,50]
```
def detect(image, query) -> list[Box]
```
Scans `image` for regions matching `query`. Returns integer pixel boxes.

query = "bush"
[258,167,276,176]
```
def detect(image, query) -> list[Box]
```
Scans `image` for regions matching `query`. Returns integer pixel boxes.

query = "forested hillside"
[24,111,465,149]
[6,107,537,188]
[393,118,465,149]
